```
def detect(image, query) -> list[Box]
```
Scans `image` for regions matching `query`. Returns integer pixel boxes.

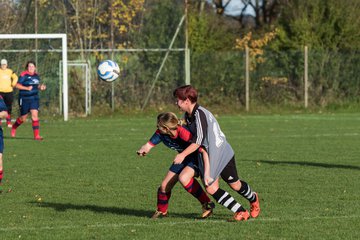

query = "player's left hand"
[204,176,214,186]
[39,84,46,91]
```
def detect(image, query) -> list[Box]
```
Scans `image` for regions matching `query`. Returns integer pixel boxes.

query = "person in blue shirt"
[11,61,46,140]
[0,95,8,192]
[137,112,215,219]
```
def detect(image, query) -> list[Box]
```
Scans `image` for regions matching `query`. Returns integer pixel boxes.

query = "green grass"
[0,113,359,239]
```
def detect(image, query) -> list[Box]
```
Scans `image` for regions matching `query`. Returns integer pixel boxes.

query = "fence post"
[141,15,186,111]
[185,0,191,85]
[304,45,308,108]
[245,46,250,112]
[185,48,191,85]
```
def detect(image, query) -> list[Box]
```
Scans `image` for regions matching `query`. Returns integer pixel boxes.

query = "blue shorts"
[0,128,3,153]
[19,98,40,116]
[169,153,200,175]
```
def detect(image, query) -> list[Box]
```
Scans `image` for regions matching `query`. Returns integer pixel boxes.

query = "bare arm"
[199,148,213,186]
[15,83,32,91]
[11,72,18,87]
[136,142,154,156]
[173,143,200,164]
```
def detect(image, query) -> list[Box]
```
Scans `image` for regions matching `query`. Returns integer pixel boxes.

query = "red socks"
[184,178,211,204]
[12,118,23,130]
[32,120,40,138]
[157,188,171,213]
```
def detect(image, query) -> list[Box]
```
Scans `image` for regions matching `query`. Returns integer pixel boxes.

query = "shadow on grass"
[28,201,217,219]
[245,159,360,170]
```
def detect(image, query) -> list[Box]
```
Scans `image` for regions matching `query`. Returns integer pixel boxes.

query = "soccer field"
[0,113,359,239]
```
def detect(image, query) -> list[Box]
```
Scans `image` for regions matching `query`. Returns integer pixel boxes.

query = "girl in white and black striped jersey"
[173,85,260,221]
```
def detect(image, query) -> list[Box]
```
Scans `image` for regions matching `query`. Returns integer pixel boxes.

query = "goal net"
[0,34,188,119]
[0,34,69,121]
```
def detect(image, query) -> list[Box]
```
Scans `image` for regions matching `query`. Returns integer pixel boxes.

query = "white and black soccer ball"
[97,60,120,82]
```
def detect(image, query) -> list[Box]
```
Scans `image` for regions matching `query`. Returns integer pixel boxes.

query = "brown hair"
[173,85,198,103]
[25,60,36,69]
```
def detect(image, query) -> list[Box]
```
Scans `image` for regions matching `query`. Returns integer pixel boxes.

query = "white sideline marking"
[231,132,359,139]
[53,132,360,142]
[0,215,359,232]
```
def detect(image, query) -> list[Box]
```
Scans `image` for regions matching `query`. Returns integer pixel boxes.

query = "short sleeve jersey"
[148,125,192,153]
[18,71,41,100]
[184,104,235,181]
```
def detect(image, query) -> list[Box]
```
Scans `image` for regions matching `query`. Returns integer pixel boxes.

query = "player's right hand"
[137,143,152,157]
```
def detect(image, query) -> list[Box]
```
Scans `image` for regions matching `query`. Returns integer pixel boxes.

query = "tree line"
[1,0,359,113]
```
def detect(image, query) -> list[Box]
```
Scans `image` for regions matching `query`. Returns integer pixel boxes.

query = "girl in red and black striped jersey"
[11,61,46,141]
[137,112,215,219]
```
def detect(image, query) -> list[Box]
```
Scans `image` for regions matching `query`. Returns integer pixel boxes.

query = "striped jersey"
[184,104,234,182]
[18,71,41,100]
[148,125,193,153]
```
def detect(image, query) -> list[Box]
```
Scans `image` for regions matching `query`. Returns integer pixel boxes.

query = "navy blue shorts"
[169,153,199,176]
[19,98,39,116]
[0,128,3,153]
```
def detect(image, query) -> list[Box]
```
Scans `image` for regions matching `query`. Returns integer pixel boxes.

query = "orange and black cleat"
[250,192,260,218]
[233,210,250,221]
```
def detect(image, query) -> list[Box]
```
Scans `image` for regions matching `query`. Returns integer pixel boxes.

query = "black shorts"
[0,92,14,113]
[0,128,3,153]
[169,153,200,176]
[220,156,239,184]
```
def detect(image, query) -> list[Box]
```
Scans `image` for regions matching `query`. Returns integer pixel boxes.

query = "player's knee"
[178,173,189,186]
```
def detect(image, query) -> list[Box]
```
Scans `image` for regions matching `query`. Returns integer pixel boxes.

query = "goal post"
[0,34,69,121]
[59,60,91,116]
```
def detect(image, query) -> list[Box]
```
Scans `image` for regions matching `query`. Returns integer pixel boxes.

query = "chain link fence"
[1,46,359,118]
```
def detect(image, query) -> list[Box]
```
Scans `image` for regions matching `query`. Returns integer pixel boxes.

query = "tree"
[0,1,20,34]
[274,0,360,104]
[278,0,360,50]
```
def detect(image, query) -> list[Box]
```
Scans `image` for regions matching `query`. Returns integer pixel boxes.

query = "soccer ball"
[97,60,120,82]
